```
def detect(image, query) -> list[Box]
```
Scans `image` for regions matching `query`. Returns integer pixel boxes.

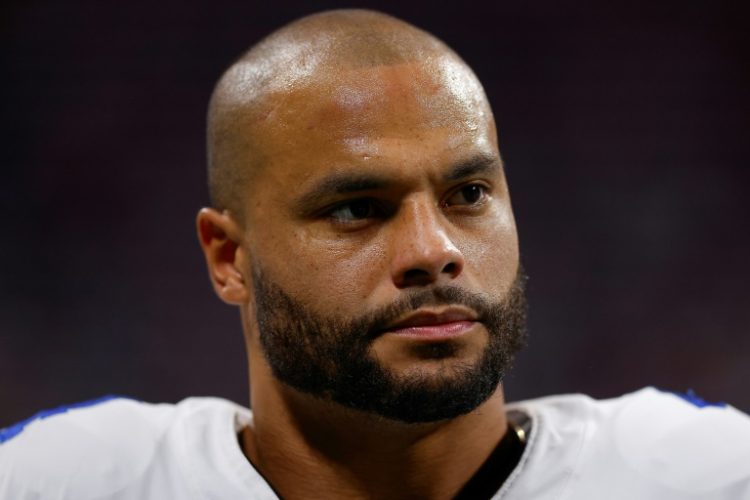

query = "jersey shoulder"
[506,388,750,499]
[599,387,750,494]
[0,396,232,499]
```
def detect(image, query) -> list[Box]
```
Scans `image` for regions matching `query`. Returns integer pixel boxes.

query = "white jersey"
[1,388,748,499]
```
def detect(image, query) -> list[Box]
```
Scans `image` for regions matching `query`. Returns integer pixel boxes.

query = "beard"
[252,266,528,424]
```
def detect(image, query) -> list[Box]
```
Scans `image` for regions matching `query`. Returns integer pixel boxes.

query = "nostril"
[442,262,457,275]
[401,269,432,287]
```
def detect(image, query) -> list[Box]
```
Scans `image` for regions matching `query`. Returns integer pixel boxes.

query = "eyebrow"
[294,173,391,214]
[293,153,502,214]
[442,153,502,182]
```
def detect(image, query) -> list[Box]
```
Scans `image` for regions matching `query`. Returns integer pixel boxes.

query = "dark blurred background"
[1,0,748,426]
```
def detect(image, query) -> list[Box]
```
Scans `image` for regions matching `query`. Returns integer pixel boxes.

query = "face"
[236,58,525,422]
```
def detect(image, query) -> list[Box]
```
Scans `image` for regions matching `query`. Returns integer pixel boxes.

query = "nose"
[389,198,465,288]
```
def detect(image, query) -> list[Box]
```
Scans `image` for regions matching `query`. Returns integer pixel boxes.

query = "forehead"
[245,59,497,194]
[260,58,490,132]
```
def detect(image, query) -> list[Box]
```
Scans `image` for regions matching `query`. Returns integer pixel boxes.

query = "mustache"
[355,286,504,340]
[253,262,527,343]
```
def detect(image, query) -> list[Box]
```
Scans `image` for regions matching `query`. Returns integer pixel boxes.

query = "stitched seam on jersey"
[174,404,207,500]
[552,407,590,500]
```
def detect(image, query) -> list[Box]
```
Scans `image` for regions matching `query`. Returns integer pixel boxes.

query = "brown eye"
[445,184,487,206]
[329,199,377,221]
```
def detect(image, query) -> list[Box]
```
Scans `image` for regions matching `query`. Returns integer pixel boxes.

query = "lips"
[383,308,479,340]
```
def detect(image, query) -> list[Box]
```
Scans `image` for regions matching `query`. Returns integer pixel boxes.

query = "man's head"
[198,9,526,423]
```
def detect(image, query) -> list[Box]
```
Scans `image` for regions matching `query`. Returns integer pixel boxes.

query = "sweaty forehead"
[255,59,492,143]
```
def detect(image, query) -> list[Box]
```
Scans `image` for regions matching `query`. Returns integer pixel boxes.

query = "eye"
[328,199,378,222]
[444,184,488,207]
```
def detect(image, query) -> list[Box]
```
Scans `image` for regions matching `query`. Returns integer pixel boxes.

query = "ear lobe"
[196,207,249,305]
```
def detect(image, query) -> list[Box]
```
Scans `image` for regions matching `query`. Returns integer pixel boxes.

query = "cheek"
[253,226,387,313]
[461,207,520,291]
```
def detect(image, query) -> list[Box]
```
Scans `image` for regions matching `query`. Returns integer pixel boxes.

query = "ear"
[196,208,249,305]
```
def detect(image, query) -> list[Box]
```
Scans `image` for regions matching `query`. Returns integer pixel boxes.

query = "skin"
[197,11,520,499]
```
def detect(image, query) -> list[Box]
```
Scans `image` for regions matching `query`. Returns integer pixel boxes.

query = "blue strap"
[670,388,726,409]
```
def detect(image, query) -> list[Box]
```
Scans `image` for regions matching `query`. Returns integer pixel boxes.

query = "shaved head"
[199,9,523,430]
[206,9,494,223]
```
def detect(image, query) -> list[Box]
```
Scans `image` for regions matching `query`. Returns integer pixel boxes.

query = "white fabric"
[1,388,748,499]
[501,389,750,499]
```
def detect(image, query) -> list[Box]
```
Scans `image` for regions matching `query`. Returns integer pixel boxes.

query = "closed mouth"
[381,307,479,340]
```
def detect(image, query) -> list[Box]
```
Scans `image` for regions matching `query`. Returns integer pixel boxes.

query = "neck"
[242,346,509,500]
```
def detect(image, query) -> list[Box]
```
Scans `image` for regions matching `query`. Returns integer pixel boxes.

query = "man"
[1,9,749,499]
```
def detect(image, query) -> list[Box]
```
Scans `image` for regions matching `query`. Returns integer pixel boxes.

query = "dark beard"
[252,267,528,424]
